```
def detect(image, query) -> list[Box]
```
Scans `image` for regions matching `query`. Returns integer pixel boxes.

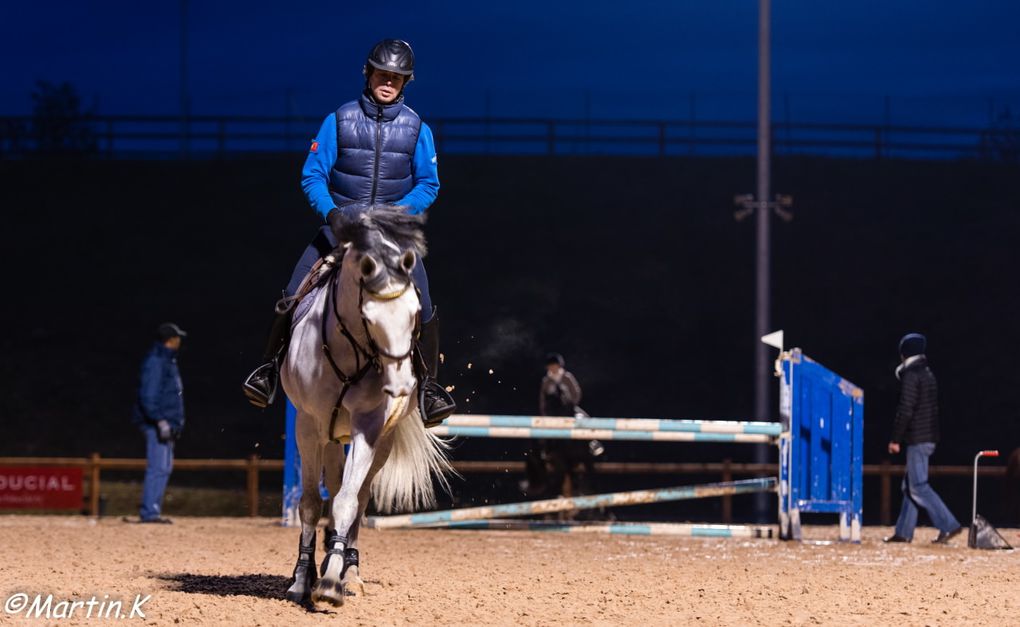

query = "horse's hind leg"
[284,415,324,605]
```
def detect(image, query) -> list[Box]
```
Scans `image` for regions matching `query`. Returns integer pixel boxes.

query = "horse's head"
[335,204,426,398]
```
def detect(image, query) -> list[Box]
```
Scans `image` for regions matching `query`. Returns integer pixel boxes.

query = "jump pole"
[441,415,782,436]
[366,477,777,530]
[430,425,774,444]
[435,519,777,539]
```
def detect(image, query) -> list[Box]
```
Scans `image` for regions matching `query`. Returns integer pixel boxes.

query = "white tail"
[371,409,456,513]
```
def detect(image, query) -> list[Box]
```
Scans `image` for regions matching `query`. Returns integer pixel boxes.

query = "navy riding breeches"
[285,225,434,323]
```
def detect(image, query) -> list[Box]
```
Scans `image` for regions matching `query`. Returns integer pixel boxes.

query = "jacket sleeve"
[138,355,165,424]
[891,371,919,443]
[563,372,582,406]
[301,113,340,220]
[396,122,440,215]
[538,379,547,416]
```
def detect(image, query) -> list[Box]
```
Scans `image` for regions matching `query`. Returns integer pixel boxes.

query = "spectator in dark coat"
[524,354,601,516]
[538,353,582,418]
[130,323,187,523]
[884,333,963,544]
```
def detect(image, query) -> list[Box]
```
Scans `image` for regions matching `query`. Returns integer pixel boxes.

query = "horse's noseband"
[356,279,419,367]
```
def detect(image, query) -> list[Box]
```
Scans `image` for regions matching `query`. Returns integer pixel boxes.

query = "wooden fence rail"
[0,455,1006,523]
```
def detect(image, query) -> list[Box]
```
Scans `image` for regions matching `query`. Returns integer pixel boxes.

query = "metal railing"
[0,455,1007,524]
[2,114,1016,161]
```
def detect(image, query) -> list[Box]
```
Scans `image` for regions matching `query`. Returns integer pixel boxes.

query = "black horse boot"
[284,531,317,604]
[418,311,457,427]
[242,308,293,408]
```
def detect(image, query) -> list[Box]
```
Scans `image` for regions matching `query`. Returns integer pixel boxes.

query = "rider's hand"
[157,420,173,442]
[888,441,900,455]
[326,206,345,234]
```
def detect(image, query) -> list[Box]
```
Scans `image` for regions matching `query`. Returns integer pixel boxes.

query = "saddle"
[276,248,346,316]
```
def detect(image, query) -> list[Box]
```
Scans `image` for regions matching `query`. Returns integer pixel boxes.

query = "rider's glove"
[156,420,173,443]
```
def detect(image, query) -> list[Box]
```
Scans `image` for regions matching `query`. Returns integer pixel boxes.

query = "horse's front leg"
[321,439,344,550]
[312,420,383,608]
[338,434,394,597]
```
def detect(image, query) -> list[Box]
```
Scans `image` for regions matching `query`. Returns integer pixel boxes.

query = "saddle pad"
[293,285,323,325]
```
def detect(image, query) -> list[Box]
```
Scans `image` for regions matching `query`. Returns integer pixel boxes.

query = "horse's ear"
[400,250,416,275]
[360,254,378,279]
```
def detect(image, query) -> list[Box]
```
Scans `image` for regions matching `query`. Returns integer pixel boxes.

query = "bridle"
[320,261,420,441]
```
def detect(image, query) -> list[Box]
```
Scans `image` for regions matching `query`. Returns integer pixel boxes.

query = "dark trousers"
[285,226,433,322]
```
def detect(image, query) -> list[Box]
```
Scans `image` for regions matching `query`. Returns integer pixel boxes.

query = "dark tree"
[30,81,97,155]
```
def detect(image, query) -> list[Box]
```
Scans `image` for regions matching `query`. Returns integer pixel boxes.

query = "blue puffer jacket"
[330,94,420,206]
[301,93,440,219]
[130,343,185,431]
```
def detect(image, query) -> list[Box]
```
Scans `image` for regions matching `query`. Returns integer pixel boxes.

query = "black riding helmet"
[363,39,415,83]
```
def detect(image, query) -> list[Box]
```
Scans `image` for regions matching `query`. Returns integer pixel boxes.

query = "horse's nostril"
[383,385,410,398]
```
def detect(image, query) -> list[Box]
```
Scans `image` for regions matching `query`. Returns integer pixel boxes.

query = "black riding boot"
[242,308,293,408]
[419,311,457,427]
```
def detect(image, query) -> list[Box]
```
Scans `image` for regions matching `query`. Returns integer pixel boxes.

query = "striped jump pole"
[430,424,774,444]
[435,519,777,539]
[442,414,782,436]
[366,477,777,530]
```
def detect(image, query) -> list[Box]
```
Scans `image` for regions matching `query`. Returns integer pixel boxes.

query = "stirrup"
[242,361,278,408]
[421,379,456,427]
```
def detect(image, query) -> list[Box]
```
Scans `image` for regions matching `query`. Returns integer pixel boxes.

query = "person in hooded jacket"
[242,39,455,426]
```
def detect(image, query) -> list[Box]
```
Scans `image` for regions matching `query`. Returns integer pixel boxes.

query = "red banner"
[0,467,83,509]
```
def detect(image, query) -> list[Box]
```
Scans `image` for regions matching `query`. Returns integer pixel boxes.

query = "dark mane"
[335,203,427,284]
[337,202,427,255]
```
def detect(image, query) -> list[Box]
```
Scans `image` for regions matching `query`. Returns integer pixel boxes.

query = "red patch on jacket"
[310,140,318,153]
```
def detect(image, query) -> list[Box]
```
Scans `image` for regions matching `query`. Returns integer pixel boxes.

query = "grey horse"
[280,205,453,608]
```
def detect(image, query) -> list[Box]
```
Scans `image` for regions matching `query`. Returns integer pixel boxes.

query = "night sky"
[3,1,1019,126]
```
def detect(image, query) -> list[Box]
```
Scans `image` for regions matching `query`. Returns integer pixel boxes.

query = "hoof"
[284,587,310,605]
[311,579,345,608]
[341,566,365,597]
[284,574,316,605]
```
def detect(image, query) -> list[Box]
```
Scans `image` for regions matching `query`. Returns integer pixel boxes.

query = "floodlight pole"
[753,0,772,518]
[732,0,791,519]
[180,0,190,158]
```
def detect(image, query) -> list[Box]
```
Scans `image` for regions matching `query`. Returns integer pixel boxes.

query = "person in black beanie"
[884,333,963,544]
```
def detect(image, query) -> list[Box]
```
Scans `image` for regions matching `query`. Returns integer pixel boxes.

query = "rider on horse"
[242,39,457,426]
